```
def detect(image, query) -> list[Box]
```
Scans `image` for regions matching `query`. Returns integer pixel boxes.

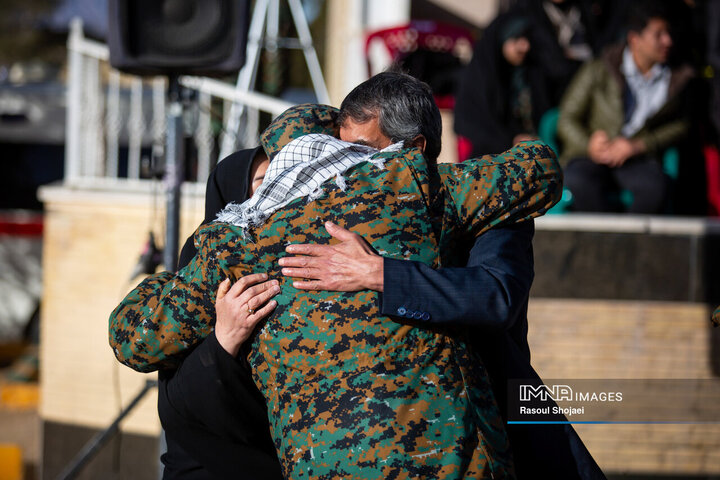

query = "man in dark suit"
[281,219,604,480]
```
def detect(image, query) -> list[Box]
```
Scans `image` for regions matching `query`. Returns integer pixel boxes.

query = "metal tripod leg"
[287,0,330,104]
[219,0,331,160]
[219,0,269,159]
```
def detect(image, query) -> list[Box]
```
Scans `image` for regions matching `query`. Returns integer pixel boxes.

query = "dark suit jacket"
[383,222,605,479]
[160,151,604,480]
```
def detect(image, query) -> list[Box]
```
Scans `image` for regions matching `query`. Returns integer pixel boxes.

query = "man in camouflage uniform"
[110,74,567,478]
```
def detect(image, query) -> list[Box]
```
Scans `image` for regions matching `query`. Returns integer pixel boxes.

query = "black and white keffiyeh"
[216,133,402,231]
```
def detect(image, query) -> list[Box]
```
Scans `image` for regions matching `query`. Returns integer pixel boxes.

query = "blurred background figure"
[510,0,606,106]
[557,0,695,213]
[454,14,551,158]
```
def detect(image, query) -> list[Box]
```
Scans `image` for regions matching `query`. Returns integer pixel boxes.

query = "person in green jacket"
[556,1,694,213]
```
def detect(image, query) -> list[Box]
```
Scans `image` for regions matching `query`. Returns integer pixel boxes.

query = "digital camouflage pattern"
[109,104,562,479]
[260,104,340,160]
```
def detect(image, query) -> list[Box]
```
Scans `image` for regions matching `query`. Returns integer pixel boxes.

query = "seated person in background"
[110,73,562,479]
[557,0,694,213]
[454,14,552,158]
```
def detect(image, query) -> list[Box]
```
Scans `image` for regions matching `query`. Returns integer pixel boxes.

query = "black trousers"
[564,156,669,214]
[157,334,283,480]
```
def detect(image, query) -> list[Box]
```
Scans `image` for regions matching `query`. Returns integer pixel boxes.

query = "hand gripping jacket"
[109,104,562,479]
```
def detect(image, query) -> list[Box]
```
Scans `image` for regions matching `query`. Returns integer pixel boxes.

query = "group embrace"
[110,73,604,479]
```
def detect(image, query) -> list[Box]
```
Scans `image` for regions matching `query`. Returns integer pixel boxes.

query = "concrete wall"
[527,299,720,477]
[527,215,720,478]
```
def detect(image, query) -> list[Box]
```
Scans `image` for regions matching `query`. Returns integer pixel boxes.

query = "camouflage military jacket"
[110,105,561,479]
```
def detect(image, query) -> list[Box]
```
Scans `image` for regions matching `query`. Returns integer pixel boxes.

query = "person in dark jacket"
[159,147,281,480]
[709,0,720,137]
[454,14,552,158]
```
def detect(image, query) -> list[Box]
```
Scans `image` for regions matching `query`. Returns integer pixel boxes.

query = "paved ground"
[0,363,40,480]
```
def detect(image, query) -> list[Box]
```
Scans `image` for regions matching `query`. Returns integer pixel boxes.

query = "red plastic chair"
[364,20,474,109]
[705,143,720,216]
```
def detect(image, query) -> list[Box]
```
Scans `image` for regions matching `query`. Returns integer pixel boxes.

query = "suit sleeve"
[381,221,534,330]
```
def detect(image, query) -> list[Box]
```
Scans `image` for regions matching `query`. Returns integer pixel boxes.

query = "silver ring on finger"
[247,305,255,314]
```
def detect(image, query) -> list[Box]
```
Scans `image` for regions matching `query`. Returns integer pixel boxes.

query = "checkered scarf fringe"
[216,134,402,235]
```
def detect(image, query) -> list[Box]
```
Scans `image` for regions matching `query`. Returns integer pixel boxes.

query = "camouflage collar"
[261,104,340,160]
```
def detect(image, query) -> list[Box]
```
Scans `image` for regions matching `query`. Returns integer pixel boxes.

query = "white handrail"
[64,18,297,188]
[178,76,293,117]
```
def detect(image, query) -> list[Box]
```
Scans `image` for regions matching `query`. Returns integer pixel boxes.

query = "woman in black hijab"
[454,14,552,158]
[162,147,284,480]
[177,147,268,266]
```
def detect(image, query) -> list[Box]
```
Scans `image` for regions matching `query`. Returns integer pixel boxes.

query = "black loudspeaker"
[108,0,250,77]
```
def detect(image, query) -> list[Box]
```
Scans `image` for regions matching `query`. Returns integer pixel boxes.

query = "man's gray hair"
[338,72,442,162]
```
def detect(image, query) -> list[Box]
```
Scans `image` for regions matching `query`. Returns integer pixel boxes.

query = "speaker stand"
[220,0,331,159]
[163,75,185,273]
